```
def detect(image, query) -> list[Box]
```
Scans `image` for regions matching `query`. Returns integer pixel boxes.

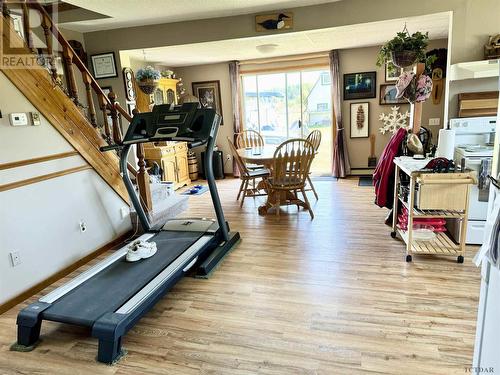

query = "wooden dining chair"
[304,130,321,200]
[267,138,316,220]
[236,130,265,170]
[227,137,269,207]
[236,130,265,149]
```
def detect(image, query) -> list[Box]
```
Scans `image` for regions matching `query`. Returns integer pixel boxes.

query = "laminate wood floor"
[0,178,481,374]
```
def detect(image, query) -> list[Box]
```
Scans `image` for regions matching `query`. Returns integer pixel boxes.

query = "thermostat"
[9,112,28,126]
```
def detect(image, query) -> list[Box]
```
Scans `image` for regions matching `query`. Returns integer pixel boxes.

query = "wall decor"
[378,106,410,134]
[385,62,404,82]
[343,72,376,100]
[192,80,223,124]
[101,86,112,97]
[256,12,293,31]
[350,102,369,138]
[90,52,118,79]
[122,67,136,101]
[379,84,407,105]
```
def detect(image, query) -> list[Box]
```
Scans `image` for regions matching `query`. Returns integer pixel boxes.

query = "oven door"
[465,157,492,220]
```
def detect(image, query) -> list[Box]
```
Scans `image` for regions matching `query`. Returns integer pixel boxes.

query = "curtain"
[228,60,241,176]
[329,50,351,178]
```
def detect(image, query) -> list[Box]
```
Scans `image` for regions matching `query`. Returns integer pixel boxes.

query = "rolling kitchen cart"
[391,157,477,262]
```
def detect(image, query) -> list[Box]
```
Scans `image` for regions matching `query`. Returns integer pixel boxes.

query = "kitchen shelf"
[399,197,466,219]
[397,228,461,255]
[450,59,499,81]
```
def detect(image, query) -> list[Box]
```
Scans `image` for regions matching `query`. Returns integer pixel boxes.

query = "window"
[241,68,333,175]
[316,103,328,111]
[320,72,331,85]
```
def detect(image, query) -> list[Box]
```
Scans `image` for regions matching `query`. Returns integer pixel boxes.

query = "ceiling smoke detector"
[256,44,279,54]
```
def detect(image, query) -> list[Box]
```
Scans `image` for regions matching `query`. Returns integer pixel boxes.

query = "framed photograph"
[91,52,118,79]
[379,84,407,105]
[192,80,223,124]
[385,62,404,82]
[343,71,376,100]
[350,102,369,138]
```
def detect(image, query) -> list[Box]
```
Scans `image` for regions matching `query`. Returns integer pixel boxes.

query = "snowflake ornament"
[378,106,410,135]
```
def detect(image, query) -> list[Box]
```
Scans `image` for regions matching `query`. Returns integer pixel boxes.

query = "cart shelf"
[399,198,466,219]
[397,228,461,255]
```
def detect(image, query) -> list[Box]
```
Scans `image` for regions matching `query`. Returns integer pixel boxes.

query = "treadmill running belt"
[42,231,204,327]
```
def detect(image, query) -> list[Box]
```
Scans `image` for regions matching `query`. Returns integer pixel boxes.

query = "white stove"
[450,116,497,244]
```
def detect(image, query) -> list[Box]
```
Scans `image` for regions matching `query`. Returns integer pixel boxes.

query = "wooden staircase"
[0,1,152,209]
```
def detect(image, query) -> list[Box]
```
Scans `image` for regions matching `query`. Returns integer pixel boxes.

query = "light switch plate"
[429,118,440,126]
[31,112,41,126]
[9,113,28,126]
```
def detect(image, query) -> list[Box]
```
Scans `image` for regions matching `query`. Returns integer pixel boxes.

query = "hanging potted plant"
[135,66,161,95]
[376,28,435,69]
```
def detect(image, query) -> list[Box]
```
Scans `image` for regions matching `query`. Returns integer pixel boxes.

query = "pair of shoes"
[126,240,157,262]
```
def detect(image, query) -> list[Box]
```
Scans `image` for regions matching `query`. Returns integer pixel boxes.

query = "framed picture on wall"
[385,62,404,82]
[192,80,223,124]
[379,84,407,105]
[343,71,376,100]
[90,52,118,79]
[350,102,369,138]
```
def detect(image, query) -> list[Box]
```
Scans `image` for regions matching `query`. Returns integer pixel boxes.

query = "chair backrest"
[236,130,264,149]
[227,137,248,176]
[306,130,322,151]
[272,139,315,188]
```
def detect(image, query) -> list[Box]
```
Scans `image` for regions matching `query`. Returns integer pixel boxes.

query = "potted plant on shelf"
[376,28,436,69]
[136,66,161,94]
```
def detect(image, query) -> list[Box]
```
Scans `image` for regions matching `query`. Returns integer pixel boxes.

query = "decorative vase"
[137,79,159,95]
[391,50,418,68]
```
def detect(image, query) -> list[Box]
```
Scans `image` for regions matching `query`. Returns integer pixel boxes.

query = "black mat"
[43,230,204,327]
[358,176,373,186]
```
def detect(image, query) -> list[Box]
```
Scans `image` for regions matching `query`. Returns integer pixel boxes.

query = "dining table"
[236,145,278,170]
[237,145,295,215]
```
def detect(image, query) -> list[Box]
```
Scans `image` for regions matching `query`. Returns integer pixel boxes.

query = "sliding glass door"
[241,69,332,175]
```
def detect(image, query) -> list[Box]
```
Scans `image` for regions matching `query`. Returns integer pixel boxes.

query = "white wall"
[0,71,132,304]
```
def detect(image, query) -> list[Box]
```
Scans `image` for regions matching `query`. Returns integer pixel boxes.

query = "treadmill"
[14,103,240,364]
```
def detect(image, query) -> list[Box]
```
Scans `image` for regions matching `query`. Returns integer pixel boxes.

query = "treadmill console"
[122,103,220,145]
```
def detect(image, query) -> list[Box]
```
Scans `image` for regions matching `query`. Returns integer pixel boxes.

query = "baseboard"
[0,230,133,315]
[350,168,375,176]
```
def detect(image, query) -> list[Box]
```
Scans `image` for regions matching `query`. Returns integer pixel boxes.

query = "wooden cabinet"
[143,142,191,189]
[135,78,179,110]
[152,78,179,105]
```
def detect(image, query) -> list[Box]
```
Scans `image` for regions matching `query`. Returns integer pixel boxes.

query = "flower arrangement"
[376,29,436,69]
[135,66,161,81]
[135,66,160,94]
[395,71,433,104]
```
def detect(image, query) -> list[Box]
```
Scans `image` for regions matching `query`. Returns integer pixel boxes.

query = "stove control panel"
[450,117,496,134]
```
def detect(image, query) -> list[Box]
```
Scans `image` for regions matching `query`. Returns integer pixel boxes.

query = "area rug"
[358,176,373,187]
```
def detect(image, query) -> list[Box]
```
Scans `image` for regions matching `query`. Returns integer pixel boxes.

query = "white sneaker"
[126,240,157,262]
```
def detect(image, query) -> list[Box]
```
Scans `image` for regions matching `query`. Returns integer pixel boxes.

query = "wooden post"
[98,94,112,143]
[41,14,58,82]
[410,63,425,134]
[108,92,123,144]
[82,73,97,127]
[21,0,34,52]
[132,108,153,213]
[62,45,79,101]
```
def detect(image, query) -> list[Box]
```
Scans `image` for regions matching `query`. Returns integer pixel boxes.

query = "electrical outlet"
[9,251,21,267]
[120,206,130,219]
[429,118,440,126]
[79,221,87,233]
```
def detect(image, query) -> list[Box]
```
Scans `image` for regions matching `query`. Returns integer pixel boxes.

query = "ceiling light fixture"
[256,43,279,54]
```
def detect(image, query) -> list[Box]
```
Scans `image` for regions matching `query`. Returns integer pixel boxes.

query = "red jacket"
[373,128,406,208]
